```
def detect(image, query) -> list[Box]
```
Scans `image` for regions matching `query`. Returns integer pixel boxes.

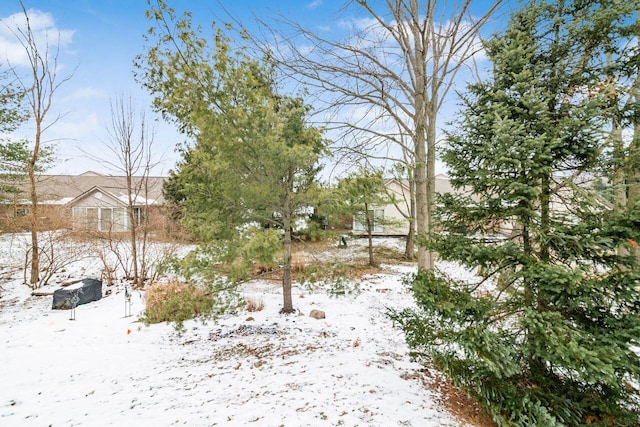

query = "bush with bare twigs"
[24,231,94,289]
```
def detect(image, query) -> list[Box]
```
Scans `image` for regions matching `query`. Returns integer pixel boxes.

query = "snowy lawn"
[0,234,482,427]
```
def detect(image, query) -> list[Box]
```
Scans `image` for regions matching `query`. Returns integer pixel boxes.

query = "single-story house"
[353,173,595,238]
[352,174,457,236]
[1,171,166,232]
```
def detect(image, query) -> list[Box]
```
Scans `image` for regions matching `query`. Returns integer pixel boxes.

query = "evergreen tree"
[0,67,29,205]
[136,2,325,314]
[393,1,640,425]
[0,67,27,135]
[0,141,30,203]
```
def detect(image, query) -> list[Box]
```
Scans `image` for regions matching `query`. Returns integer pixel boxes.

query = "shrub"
[143,281,214,324]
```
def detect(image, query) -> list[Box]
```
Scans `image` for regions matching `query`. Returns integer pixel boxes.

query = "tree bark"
[404,170,417,260]
[405,217,415,260]
[28,140,39,285]
[365,202,376,267]
[409,0,432,270]
[127,172,140,287]
[425,104,438,270]
[281,190,294,314]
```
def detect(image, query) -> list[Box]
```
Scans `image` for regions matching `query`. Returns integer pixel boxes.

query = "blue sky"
[0,1,505,177]
[0,1,344,176]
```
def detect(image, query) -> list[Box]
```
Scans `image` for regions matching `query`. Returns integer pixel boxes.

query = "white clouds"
[66,86,109,101]
[337,16,379,32]
[306,0,323,10]
[334,13,488,70]
[0,8,74,68]
[52,110,101,142]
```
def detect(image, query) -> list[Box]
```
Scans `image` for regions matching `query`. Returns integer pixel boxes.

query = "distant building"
[0,171,166,232]
[352,174,457,236]
[353,173,598,238]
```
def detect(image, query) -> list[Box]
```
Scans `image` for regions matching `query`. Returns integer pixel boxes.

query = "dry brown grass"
[250,262,278,278]
[145,281,191,304]
[291,252,310,272]
[245,297,265,312]
[426,371,496,427]
[144,281,213,324]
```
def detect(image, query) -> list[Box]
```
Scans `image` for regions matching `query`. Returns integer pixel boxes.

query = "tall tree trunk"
[404,173,416,260]
[412,0,430,270]
[405,218,415,260]
[28,116,42,286]
[28,146,39,286]
[415,158,429,269]
[415,104,437,271]
[127,173,140,288]
[281,191,294,314]
[425,105,438,270]
[139,180,150,283]
[365,202,375,267]
[612,85,627,212]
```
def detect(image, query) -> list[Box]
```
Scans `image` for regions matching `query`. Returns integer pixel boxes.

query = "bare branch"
[248,0,504,268]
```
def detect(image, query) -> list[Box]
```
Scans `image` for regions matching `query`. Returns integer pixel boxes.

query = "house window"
[87,208,98,230]
[353,209,384,233]
[72,207,85,229]
[72,207,127,232]
[100,208,112,231]
[131,207,150,226]
[112,208,126,231]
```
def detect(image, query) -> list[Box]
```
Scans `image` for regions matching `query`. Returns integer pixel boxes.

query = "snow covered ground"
[0,234,477,427]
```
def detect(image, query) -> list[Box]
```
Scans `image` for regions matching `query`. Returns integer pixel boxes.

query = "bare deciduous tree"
[99,95,159,288]
[7,2,73,286]
[253,0,504,269]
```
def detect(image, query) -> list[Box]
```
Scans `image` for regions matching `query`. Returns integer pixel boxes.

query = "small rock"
[309,309,325,319]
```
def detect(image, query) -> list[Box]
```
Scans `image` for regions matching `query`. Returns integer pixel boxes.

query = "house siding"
[351,174,458,237]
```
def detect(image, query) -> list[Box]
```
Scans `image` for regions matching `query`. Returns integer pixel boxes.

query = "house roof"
[65,184,163,208]
[384,174,457,194]
[10,171,166,205]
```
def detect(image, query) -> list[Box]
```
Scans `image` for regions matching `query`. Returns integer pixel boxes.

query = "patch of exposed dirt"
[206,324,336,362]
